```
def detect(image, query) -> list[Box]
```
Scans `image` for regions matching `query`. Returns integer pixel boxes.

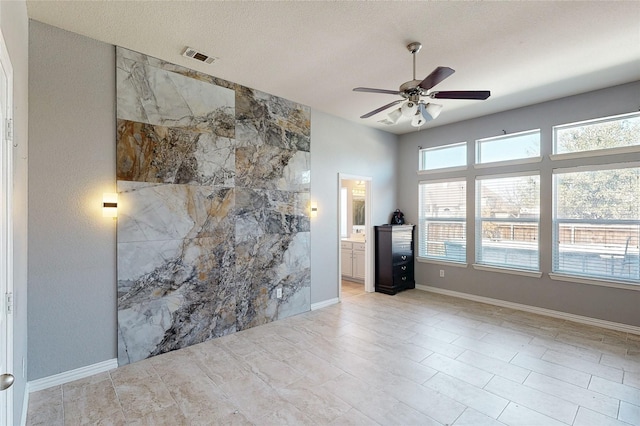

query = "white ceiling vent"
[182,47,217,64]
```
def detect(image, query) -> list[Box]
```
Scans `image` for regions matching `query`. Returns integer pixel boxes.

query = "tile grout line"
[107,370,127,422]
[506,367,629,421]
[537,349,624,382]
[149,360,186,421]
[60,385,65,425]
[569,404,579,426]
[495,399,509,423]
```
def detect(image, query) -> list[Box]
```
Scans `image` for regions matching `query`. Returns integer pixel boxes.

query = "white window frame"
[475,129,542,167]
[551,111,640,161]
[551,162,640,286]
[474,171,541,273]
[418,142,468,174]
[418,178,467,265]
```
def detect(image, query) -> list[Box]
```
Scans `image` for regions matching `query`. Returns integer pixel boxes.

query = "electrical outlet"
[439,269,445,277]
[276,288,283,299]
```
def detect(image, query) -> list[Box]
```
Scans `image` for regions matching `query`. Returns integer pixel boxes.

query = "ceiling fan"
[354,42,490,127]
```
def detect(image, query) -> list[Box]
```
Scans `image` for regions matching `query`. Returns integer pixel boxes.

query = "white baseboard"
[311,298,340,311]
[20,382,29,426]
[27,358,118,393]
[416,284,640,335]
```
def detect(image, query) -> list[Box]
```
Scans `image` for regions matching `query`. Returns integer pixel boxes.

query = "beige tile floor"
[26,288,640,425]
[341,280,365,299]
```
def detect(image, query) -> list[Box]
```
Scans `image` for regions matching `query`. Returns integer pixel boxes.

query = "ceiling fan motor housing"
[399,80,424,99]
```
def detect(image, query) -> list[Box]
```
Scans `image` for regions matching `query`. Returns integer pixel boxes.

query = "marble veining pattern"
[236,86,311,152]
[117,51,235,135]
[116,47,311,365]
[117,120,236,186]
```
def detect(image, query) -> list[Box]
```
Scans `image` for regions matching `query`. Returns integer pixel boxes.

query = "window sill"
[550,145,640,162]
[417,257,468,268]
[417,165,468,175]
[472,264,543,278]
[548,273,640,291]
[474,156,542,169]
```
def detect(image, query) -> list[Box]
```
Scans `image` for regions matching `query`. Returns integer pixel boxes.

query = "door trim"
[0,26,14,426]
[337,173,373,299]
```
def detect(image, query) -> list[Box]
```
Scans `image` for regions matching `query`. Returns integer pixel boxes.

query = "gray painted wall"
[310,110,398,303]
[28,21,117,380]
[398,81,640,327]
[1,0,29,420]
[27,21,398,379]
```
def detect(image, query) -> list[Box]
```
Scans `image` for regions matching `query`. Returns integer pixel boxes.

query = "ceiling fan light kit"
[423,102,443,120]
[411,113,426,127]
[387,108,403,124]
[406,102,442,127]
[354,41,491,126]
[401,101,418,117]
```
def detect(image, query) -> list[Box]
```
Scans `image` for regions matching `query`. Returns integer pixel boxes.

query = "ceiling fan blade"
[418,66,455,91]
[430,90,491,100]
[360,99,404,119]
[353,87,402,95]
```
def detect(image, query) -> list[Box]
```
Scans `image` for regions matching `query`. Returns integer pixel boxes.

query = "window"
[476,174,540,270]
[419,142,467,172]
[418,179,466,262]
[553,164,640,282]
[476,130,540,165]
[554,112,640,155]
[415,111,638,285]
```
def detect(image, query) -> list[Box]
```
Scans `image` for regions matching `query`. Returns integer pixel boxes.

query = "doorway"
[0,29,14,425]
[338,174,373,300]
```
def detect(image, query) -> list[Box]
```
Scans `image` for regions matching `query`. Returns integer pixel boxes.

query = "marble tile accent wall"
[116,47,311,365]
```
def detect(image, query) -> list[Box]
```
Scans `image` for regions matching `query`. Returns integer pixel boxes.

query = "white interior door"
[0,28,14,426]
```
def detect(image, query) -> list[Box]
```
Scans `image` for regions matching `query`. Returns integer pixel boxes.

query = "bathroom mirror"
[353,197,365,226]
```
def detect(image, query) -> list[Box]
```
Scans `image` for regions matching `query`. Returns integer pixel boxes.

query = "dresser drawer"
[393,253,413,264]
[341,241,353,250]
[392,241,413,253]
[393,274,413,286]
[393,262,413,276]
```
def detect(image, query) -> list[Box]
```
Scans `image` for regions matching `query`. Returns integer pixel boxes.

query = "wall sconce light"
[103,193,118,218]
[310,201,318,218]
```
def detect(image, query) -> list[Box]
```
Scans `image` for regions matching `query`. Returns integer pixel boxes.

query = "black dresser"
[374,225,415,295]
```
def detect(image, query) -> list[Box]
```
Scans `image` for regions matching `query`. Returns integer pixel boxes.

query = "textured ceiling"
[26,1,640,135]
